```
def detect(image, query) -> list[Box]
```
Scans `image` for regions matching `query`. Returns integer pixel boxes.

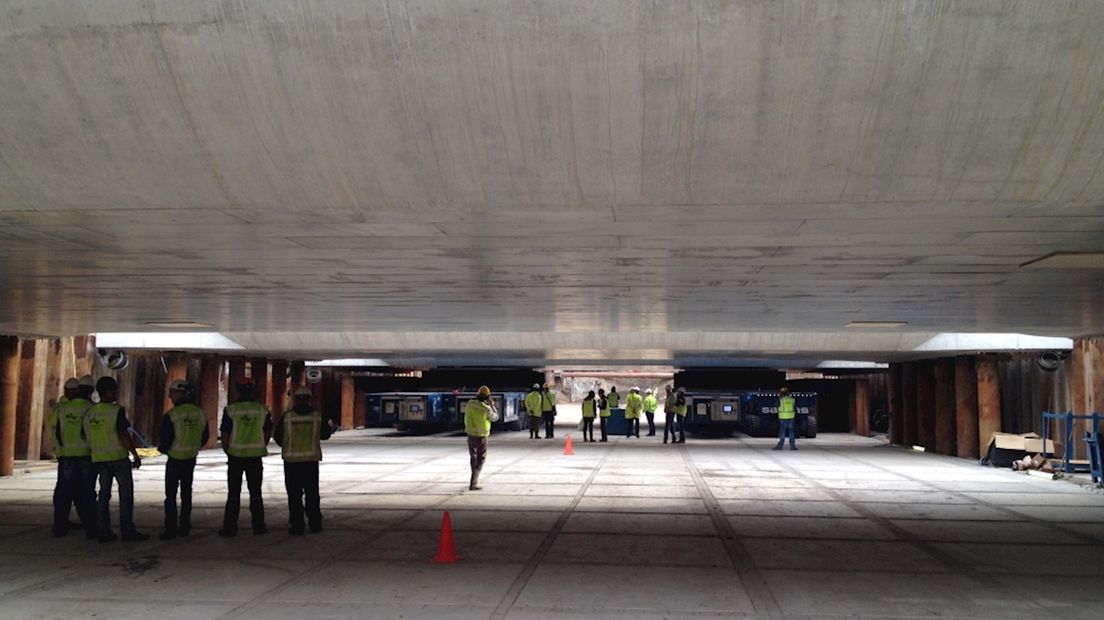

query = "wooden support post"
[164,356,189,414]
[889,364,903,445]
[954,357,979,459]
[270,360,288,417]
[73,335,94,378]
[353,382,366,430]
[199,357,221,449]
[341,375,355,430]
[250,358,269,407]
[40,339,63,459]
[1069,339,1104,460]
[976,356,1002,459]
[901,362,917,446]
[228,359,246,403]
[915,361,936,450]
[289,360,305,391]
[933,358,956,456]
[15,340,40,460]
[854,379,870,437]
[0,336,20,475]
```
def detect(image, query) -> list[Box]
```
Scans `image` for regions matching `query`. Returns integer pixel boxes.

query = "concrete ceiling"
[1,1,1103,365]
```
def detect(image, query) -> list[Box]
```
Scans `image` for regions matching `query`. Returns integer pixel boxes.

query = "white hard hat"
[64,377,80,390]
[631,386,640,392]
[532,383,541,389]
[645,388,652,394]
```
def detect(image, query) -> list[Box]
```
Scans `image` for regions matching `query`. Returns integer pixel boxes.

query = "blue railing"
[1040,411,1103,476]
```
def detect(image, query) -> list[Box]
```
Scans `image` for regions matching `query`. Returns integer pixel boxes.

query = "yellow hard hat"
[477,385,491,397]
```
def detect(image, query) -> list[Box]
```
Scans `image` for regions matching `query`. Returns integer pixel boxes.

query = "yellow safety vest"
[778,396,796,421]
[226,401,269,458]
[465,399,492,438]
[581,399,596,418]
[541,391,556,413]
[607,392,620,408]
[52,398,92,457]
[524,391,543,418]
[625,393,643,419]
[282,409,323,462]
[85,403,128,463]
[166,403,206,460]
[643,395,658,413]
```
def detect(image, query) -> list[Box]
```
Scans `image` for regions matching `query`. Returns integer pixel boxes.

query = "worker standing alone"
[157,380,209,539]
[597,389,610,442]
[541,383,557,439]
[774,387,798,451]
[643,389,658,436]
[465,386,498,490]
[625,387,643,438]
[274,387,334,534]
[525,383,543,439]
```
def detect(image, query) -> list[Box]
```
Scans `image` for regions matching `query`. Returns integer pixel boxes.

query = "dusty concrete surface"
[1,426,1103,619]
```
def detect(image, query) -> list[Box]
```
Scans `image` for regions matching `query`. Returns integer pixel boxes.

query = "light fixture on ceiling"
[144,321,213,329]
[845,321,908,328]
[1020,252,1104,269]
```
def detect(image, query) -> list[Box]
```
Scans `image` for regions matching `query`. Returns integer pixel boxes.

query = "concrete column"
[888,364,903,445]
[164,356,188,414]
[250,358,269,407]
[0,336,19,476]
[954,356,980,460]
[916,361,935,450]
[934,358,956,456]
[854,379,870,437]
[1069,338,1104,459]
[977,356,1001,458]
[901,362,917,446]
[341,375,355,430]
[199,357,221,449]
[353,381,366,430]
[270,360,288,417]
[40,339,63,459]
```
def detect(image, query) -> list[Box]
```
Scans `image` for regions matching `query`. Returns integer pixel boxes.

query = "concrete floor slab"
[729,516,899,540]
[2,434,1102,619]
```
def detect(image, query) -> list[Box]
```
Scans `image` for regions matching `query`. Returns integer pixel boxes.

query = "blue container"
[604,408,628,436]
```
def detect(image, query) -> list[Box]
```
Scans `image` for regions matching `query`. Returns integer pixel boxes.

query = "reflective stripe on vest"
[54,398,92,457]
[167,403,206,460]
[778,396,796,420]
[282,411,322,462]
[227,402,268,457]
[85,403,128,463]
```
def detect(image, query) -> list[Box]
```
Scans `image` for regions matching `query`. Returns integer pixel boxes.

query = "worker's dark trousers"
[776,419,796,449]
[284,461,321,533]
[645,412,656,435]
[544,413,555,438]
[627,418,639,438]
[582,417,595,441]
[529,416,542,438]
[164,457,196,535]
[223,456,265,533]
[599,417,608,441]
[664,413,677,443]
[95,459,136,535]
[53,456,97,537]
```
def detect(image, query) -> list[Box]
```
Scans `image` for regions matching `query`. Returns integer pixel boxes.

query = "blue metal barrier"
[1041,411,1103,474]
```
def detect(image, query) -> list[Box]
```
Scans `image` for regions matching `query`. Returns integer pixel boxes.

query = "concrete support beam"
[270,360,288,417]
[854,379,870,437]
[934,358,956,456]
[0,336,19,475]
[955,356,980,460]
[889,364,903,445]
[199,357,221,449]
[1069,338,1104,459]
[977,356,1002,458]
[901,362,917,446]
[916,361,935,450]
[341,375,355,430]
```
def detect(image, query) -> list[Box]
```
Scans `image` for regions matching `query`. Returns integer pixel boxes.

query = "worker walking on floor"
[274,387,334,534]
[50,377,97,539]
[465,385,498,490]
[597,389,610,442]
[219,377,271,537]
[86,376,148,542]
[663,386,677,444]
[625,387,643,438]
[643,388,658,436]
[774,386,798,451]
[581,390,597,442]
[157,380,209,540]
[672,387,688,444]
[525,383,543,439]
[541,383,557,439]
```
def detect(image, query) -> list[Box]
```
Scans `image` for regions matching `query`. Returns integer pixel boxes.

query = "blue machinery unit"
[1040,411,1103,484]
[365,391,529,432]
[684,391,818,437]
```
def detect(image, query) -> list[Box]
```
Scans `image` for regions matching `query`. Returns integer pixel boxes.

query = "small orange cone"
[431,511,460,563]
[564,435,575,455]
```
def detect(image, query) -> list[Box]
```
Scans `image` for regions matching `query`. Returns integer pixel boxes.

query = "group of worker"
[521,383,689,443]
[49,375,334,542]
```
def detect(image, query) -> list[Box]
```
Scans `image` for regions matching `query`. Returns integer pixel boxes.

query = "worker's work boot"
[469,468,482,491]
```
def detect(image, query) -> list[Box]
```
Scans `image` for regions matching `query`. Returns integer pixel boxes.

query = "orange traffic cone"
[431,511,460,564]
[564,435,575,455]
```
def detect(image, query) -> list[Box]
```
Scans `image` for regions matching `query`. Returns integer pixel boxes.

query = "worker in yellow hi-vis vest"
[274,387,334,534]
[524,384,543,439]
[219,377,272,537]
[157,379,209,539]
[774,386,798,451]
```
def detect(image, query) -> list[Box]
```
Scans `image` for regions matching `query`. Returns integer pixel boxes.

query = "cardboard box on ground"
[985,432,1057,468]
